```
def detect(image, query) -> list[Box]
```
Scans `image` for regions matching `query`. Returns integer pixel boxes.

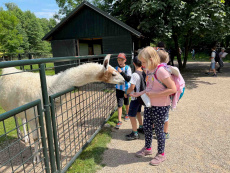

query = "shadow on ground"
[179,62,230,90]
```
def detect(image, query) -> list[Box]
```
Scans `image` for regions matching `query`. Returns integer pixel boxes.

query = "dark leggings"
[143,106,170,154]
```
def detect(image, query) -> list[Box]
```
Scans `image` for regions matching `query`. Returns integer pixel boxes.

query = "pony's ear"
[103,54,111,70]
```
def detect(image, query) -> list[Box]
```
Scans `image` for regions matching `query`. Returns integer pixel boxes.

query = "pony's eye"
[112,73,116,76]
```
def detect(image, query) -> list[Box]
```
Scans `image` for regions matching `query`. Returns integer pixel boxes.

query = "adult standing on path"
[205,46,217,77]
[217,47,228,73]
[130,46,176,166]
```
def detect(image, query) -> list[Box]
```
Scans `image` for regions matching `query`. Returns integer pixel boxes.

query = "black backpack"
[134,71,146,105]
[214,51,220,62]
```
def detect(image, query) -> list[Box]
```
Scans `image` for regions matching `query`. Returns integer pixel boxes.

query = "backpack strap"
[134,71,145,92]
[153,64,167,88]
[124,65,129,90]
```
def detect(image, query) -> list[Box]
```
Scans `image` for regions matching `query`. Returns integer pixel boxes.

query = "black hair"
[157,42,165,48]
[133,56,142,67]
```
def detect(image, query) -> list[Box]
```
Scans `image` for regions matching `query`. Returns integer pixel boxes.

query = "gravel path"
[97,62,230,173]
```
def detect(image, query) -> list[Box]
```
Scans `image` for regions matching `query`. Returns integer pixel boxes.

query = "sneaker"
[115,121,122,129]
[149,153,166,166]
[153,133,170,139]
[137,128,144,134]
[126,132,140,140]
[135,147,152,158]
[212,74,217,77]
[124,114,129,121]
[164,133,170,139]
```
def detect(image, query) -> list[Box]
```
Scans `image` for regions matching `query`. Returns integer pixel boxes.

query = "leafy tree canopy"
[0,3,57,56]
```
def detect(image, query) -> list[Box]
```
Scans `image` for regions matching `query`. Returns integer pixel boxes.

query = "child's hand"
[117,67,122,73]
[124,94,127,98]
[130,92,142,97]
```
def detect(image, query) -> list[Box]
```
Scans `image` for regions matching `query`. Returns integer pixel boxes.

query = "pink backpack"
[154,64,185,110]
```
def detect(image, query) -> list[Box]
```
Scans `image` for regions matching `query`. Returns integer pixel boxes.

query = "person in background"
[157,42,166,51]
[115,53,132,129]
[191,49,195,60]
[217,47,228,73]
[205,46,217,77]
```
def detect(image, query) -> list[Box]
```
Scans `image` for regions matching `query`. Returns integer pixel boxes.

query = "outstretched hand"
[130,92,142,97]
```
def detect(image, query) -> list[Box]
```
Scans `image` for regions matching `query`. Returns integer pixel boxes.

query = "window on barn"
[77,38,102,56]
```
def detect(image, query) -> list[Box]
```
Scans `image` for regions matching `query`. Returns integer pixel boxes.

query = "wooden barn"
[42,1,149,73]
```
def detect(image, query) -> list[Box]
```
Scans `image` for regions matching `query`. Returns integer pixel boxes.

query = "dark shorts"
[128,99,142,117]
[116,89,129,107]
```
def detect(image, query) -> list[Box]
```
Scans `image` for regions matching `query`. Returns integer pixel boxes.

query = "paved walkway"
[97,62,230,173]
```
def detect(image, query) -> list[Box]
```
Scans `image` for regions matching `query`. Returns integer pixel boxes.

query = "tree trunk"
[172,34,183,70]
[183,34,190,69]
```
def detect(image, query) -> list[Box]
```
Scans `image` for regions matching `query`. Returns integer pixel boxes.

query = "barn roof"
[42,1,142,41]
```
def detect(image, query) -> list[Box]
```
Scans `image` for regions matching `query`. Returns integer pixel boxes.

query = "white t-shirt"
[211,51,216,63]
[130,72,141,100]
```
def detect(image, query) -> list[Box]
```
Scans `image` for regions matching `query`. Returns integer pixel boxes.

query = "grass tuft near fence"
[67,128,111,173]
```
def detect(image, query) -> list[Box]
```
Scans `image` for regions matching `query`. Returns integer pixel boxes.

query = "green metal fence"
[49,83,116,172]
[0,100,49,173]
[0,54,131,173]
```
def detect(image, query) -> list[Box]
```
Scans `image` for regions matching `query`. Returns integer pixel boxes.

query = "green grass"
[179,52,230,63]
[15,63,55,75]
[0,105,25,145]
[67,128,111,173]
[0,105,5,114]
[0,116,23,144]
[0,63,55,76]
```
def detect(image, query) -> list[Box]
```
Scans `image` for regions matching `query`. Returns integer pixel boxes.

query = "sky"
[0,0,59,19]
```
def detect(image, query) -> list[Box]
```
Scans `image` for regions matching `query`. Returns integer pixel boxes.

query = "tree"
[3,2,57,54]
[5,3,30,52]
[95,0,229,69]
[55,0,102,20]
[0,10,22,54]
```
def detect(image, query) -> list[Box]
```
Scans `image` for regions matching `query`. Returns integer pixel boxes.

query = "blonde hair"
[157,50,169,63]
[138,46,160,70]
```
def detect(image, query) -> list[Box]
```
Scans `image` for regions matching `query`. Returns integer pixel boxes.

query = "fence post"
[49,97,61,171]
[29,53,33,70]
[39,63,57,173]
[37,101,50,173]
[18,54,23,70]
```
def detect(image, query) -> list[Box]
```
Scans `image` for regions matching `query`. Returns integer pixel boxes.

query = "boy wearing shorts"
[115,53,132,129]
[125,56,144,139]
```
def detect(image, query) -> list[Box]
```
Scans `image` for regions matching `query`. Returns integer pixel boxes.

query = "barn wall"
[102,34,132,67]
[51,39,77,73]
[52,7,130,40]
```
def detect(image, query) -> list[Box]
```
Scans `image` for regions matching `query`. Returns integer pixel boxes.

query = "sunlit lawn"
[181,52,230,63]
[0,107,23,144]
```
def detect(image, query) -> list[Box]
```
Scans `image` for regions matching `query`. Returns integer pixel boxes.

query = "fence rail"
[0,100,49,173]
[0,54,132,172]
